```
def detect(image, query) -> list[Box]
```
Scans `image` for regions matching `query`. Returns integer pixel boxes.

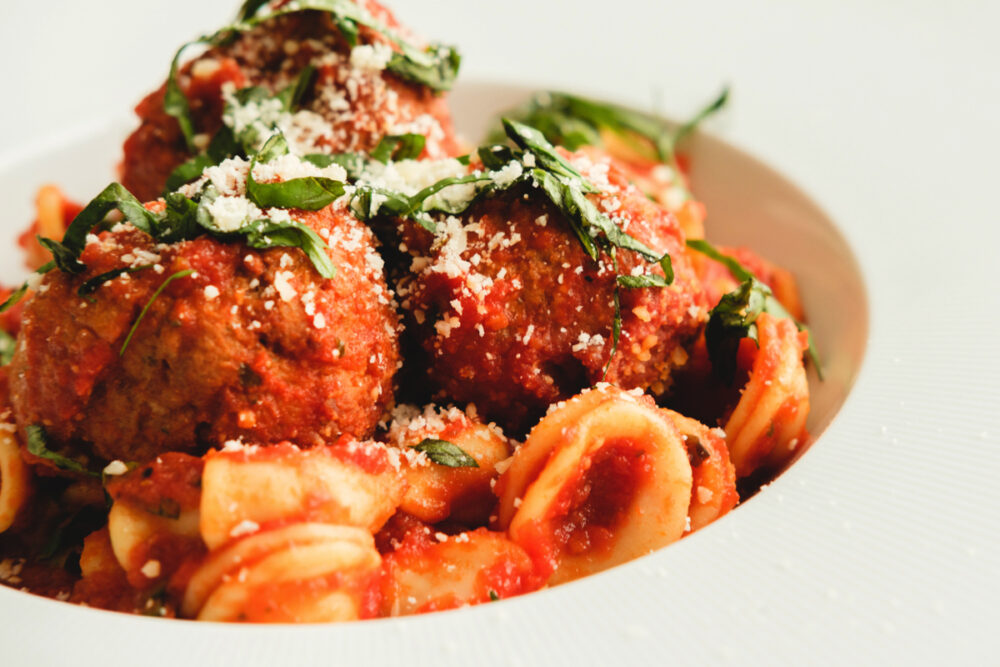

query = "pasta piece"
[106,500,201,588]
[386,405,512,524]
[724,313,810,477]
[183,523,381,623]
[498,385,692,584]
[381,527,539,616]
[199,440,405,550]
[0,421,30,534]
[104,453,205,588]
[71,527,141,613]
[662,410,739,532]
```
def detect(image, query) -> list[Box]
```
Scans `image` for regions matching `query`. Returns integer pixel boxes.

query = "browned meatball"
[396,149,708,433]
[9,201,399,463]
[121,0,462,201]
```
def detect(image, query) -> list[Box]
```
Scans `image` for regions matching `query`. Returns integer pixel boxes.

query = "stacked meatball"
[9,200,400,464]
[122,0,461,200]
[394,150,708,433]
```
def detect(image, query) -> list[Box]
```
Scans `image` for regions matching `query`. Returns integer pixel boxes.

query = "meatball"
[9,201,399,463]
[395,149,708,433]
[121,0,462,201]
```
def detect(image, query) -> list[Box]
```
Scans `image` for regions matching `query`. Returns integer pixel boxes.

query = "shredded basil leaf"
[276,63,316,110]
[77,265,154,299]
[495,88,729,165]
[603,288,623,380]
[616,272,672,289]
[0,330,15,366]
[235,0,270,22]
[687,238,822,380]
[39,183,155,275]
[410,439,479,468]
[247,133,346,211]
[488,590,500,602]
[370,133,426,163]
[25,424,98,477]
[164,41,200,153]
[669,87,730,154]
[120,269,195,356]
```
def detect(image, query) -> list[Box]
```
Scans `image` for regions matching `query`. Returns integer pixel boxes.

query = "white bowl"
[0,81,875,665]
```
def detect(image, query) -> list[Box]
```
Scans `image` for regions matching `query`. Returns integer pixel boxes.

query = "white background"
[1,1,999,664]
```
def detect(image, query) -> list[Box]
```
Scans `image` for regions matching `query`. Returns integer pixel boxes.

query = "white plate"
[2,15,1000,666]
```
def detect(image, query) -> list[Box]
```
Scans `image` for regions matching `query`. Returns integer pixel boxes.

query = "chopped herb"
[687,239,822,380]
[120,269,195,356]
[410,439,479,468]
[494,87,729,165]
[39,183,155,275]
[603,287,622,380]
[488,590,500,601]
[25,425,98,477]
[369,133,426,163]
[246,133,346,211]
[668,87,730,155]
[0,330,15,366]
[77,265,154,299]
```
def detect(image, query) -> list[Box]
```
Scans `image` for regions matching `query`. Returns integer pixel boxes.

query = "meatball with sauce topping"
[121,0,462,201]
[395,148,708,433]
[8,195,399,464]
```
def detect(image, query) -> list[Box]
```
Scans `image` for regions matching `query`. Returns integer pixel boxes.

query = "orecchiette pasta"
[199,441,405,550]
[663,410,738,532]
[724,313,810,477]
[499,385,693,584]
[388,405,512,524]
[183,523,382,623]
[381,527,537,615]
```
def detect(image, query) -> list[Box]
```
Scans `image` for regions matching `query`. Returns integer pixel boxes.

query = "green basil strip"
[602,287,623,380]
[248,175,346,211]
[120,269,195,356]
[25,424,98,477]
[164,40,202,153]
[669,86,730,153]
[242,219,336,279]
[0,329,15,366]
[410,438,479,468]
[235,0,270,21]
[385,45,461,92]
[686,238,821,378]
[370,133,426,163]
[276,64,316,111]
[51,183,157,274]
[77,265,154,299]
[687,239,824,381]
[616,273,672,289]
[503,118,595,189]
[704,277,767,384]
[247,133,346,210]
[686,238,752,281]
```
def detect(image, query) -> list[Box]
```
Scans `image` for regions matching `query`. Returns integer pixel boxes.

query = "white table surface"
[1,1,998,664]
